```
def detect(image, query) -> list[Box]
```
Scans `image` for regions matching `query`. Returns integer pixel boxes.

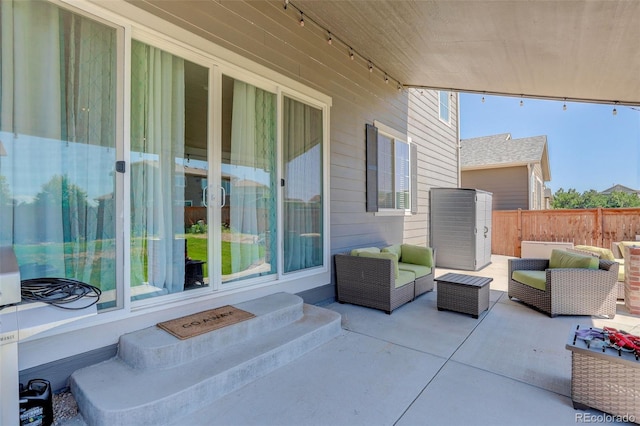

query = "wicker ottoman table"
[435,273,492,318]
[566,325,639,421]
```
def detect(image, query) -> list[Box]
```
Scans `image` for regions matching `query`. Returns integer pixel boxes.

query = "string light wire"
[285,1,403,90]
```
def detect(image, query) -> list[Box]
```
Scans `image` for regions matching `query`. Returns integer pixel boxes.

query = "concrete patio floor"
[183,255,639,426]
[63,255,639,425]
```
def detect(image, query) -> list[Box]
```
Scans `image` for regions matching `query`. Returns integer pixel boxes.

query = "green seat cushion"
[549,249,598,269]
[398,262,432,278]
[400,244,434,267]
[396,270,416,288]
[512,270,547,291]
[358,251,399,278]
[381,244,402,259]
[574,245,615,261]
[617,259,625,281]
[350,247,381,256]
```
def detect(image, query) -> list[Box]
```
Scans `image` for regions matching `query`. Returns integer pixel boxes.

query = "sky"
[458,93,640,194]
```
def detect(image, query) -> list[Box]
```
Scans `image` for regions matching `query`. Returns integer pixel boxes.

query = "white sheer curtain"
[228,80,276,278]
[130,41,185,296]
[0,1,116,293]
[282,97,323,272]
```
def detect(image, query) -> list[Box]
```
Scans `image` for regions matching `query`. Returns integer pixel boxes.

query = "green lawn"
[13,234,264,293]
[185,235,266,276]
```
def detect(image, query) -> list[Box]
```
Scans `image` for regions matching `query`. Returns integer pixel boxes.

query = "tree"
[34,175,90,242]
[0,175,11,206]
[552,188,640,209]
[551,188,582,209]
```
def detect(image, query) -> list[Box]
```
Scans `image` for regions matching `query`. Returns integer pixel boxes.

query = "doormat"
[157,306,255,340]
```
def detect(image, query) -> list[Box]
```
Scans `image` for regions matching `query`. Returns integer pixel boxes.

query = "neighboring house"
[460,133,551,210]
[0,1,458,387]
[600,184,640,195]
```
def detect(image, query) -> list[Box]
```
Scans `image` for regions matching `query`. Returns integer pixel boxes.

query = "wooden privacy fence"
[492,208,640,257]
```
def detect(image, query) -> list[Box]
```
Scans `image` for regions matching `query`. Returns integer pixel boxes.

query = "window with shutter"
[366,122,416,214]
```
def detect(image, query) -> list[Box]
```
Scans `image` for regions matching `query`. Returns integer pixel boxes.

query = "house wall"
[461,166,528,210]
[531,163,545,210]
[17,0,458,381]
[110,0,459,250]
[407,91,459,244]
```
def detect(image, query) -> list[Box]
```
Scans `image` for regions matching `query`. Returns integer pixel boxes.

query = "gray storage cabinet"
[430,188,492,271]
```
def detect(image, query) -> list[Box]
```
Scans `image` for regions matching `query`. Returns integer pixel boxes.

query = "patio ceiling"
[295,0,640,106]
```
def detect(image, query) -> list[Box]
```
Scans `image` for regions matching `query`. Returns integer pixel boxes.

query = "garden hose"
[20,278,101,310]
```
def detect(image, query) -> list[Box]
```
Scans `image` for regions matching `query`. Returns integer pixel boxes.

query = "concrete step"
[117,292,305,370]
[70,294,342,426]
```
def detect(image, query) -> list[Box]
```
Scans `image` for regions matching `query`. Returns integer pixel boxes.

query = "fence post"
[517,208,522,257]
[596,207,603,247]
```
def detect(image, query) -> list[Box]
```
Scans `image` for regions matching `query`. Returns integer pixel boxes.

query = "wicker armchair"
[508,258,618,318]
[334,254,415,314]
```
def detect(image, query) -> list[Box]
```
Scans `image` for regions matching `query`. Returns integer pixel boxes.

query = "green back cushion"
[350,247,380,256]
[549,249,599,269]
[512,270,546,291]
[574,245,615,261]
[400,244,433,267]
[358,251,399,278]
[381,244,402,259]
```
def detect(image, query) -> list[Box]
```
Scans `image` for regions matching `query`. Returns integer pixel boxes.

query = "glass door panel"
[282,96,323,273]
[220,75,277,283]
[0,1,118,310]
[129,41,209,300]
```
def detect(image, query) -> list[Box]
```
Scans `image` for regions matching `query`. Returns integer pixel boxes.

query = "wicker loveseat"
[334,244,435,314]
[508,249,618,318]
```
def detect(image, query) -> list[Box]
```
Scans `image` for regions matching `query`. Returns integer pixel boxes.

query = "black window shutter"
[366,124,378,212]
[410,143,418,214]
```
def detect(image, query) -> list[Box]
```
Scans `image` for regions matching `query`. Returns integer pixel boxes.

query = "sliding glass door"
[0,1,118,310]
[219,75,277,284]
[282,96,323,273]
[130,40,211,300]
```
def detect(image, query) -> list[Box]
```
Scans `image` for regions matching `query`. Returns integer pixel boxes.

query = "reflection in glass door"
[220,75,277,283]
[129,41,210,300]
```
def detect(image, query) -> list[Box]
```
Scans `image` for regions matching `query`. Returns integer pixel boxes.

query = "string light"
[285,3,401,90]
[520,98,524,107]
[613,106,618,116]
[481,96,485,103]
[563,99,567,111]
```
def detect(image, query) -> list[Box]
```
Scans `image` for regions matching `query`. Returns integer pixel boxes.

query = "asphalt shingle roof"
[460,133,548,168]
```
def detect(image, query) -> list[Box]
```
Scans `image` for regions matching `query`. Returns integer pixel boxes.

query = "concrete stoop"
[70,293,342,426]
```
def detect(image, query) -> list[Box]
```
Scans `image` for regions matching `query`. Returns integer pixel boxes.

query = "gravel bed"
[52,390,79,425]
